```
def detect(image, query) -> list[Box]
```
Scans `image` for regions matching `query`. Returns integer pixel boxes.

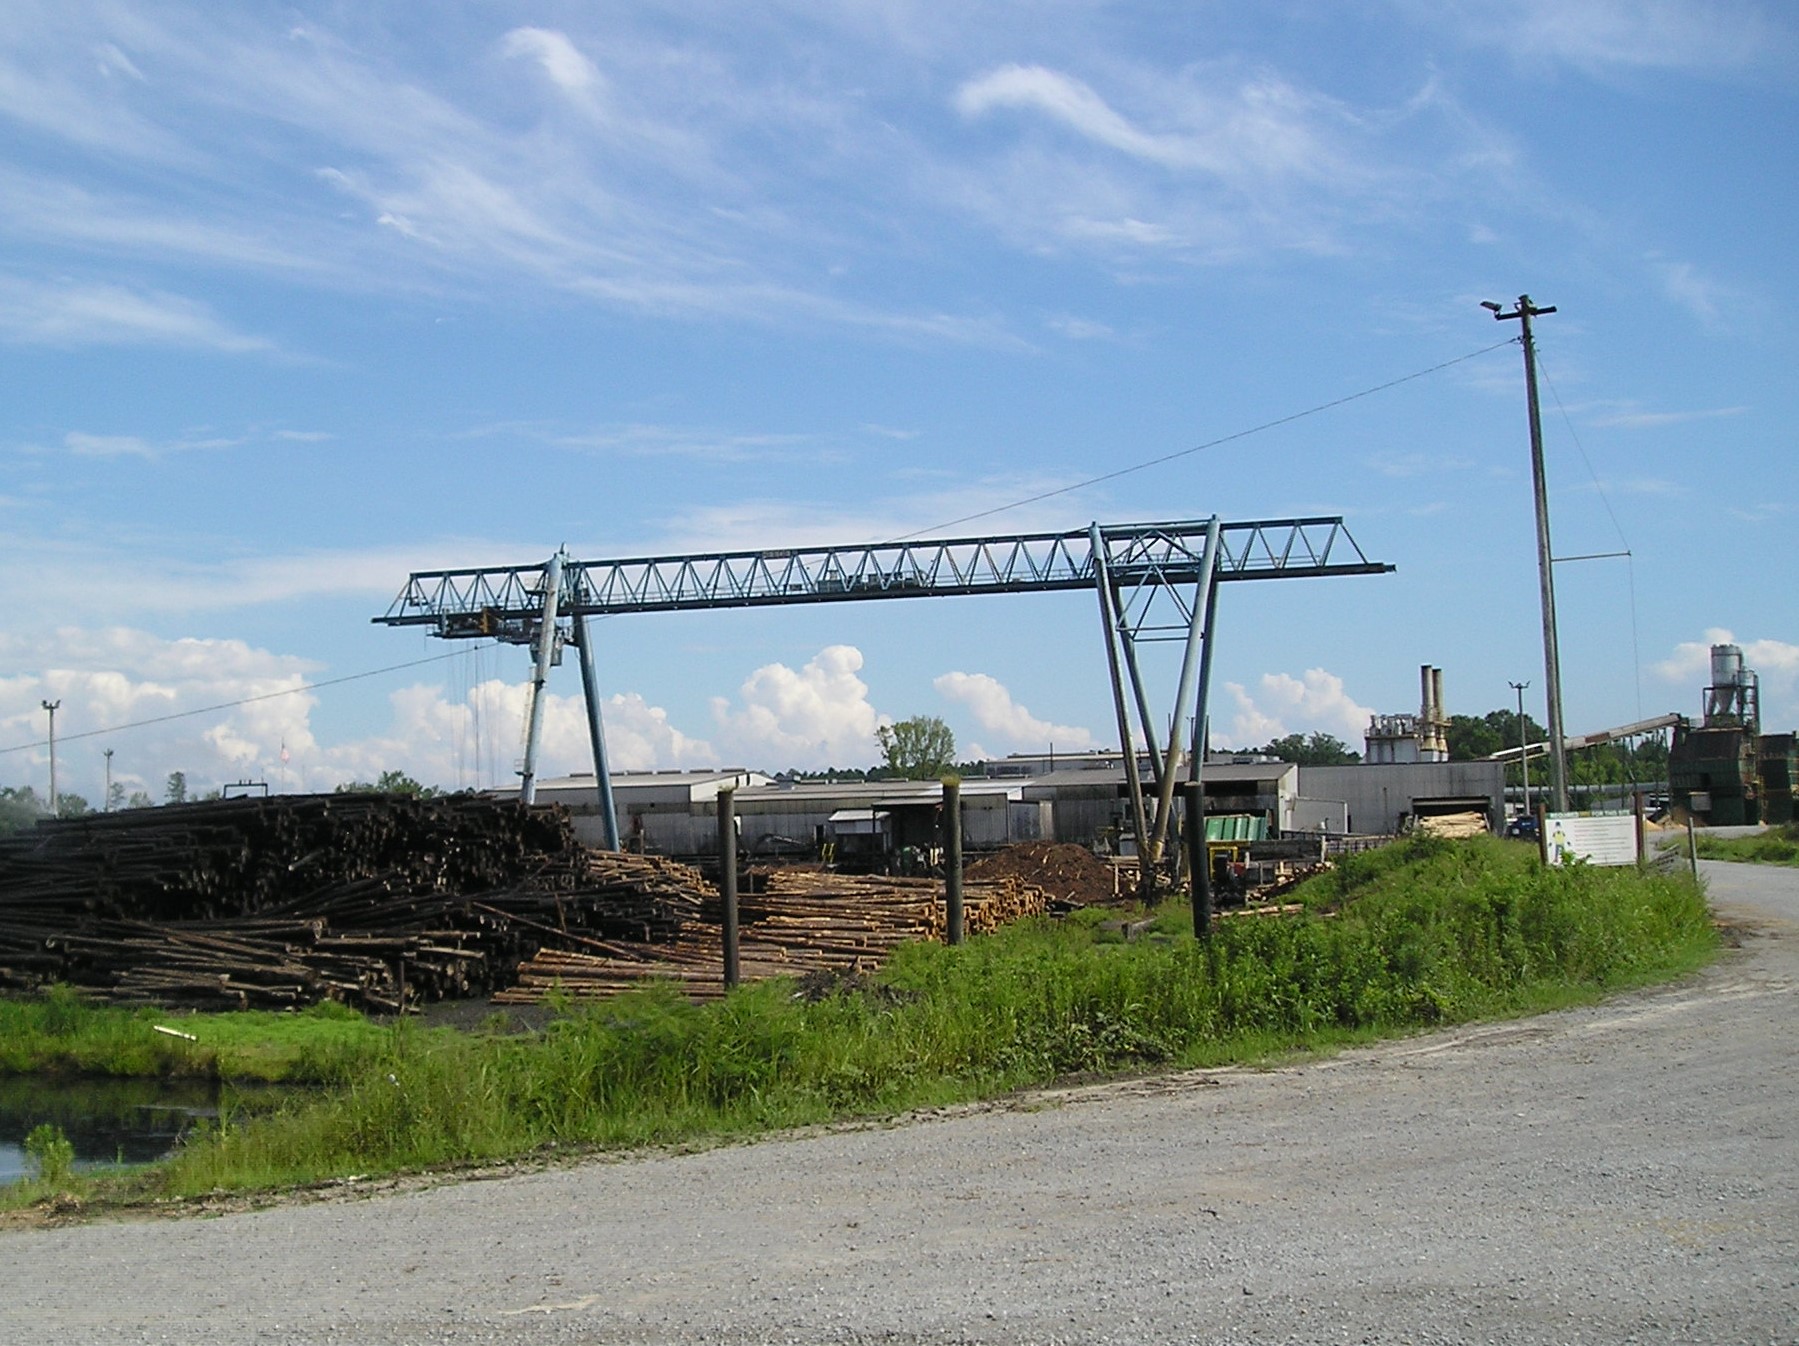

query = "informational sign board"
[1543,812,1640,867]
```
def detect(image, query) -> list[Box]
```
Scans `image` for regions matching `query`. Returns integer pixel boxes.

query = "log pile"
[0,794,710,1012]
[495,869,1049,1005]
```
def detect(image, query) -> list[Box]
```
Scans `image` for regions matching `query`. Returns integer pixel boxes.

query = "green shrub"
[23,1122,75,1187]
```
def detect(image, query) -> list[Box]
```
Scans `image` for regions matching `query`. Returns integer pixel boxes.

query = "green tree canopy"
[875,716,956,779]
[334,770,438,797]
[1260,731,1360,766]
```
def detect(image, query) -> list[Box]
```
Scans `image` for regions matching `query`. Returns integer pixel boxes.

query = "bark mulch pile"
[964,841,1124,907]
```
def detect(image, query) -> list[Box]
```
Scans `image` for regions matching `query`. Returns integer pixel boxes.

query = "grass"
[2,835,1717,1211]
[0,990,400,1084]
[1687,823,1799,867]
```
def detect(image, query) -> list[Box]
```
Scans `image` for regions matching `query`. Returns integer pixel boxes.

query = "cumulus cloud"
[0,626,717,804]
[710,645,885,769]
[1223,668,1374,746]
[933,671,1098,753]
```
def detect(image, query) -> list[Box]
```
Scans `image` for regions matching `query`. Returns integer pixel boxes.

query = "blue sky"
[2,1,1795,803]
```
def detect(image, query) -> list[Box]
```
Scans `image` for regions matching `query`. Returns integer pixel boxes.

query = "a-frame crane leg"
[518,550,564,805]
[1091,523,1152,865]
[572,607,621,850]
[1147,518,1220,863]
[1116,602,1163,794]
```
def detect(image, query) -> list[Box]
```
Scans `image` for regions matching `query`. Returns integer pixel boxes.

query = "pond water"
[0,1075,246,1183]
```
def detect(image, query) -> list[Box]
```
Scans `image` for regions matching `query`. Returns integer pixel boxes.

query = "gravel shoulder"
[2,860,1794,1346]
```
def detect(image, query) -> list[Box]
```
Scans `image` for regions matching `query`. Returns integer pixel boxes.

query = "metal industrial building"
[520,751,1507,863]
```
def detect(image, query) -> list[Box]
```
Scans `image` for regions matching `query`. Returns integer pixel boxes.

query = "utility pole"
[1509,680,1531,817]
[1484,295,1567,813]
[104,748,114,812]
[42,700,60,816]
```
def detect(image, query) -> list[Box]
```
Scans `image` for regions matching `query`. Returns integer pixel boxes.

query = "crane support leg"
[518,550,564,805]
[1148,517,1220,864]
[573,608,621,850]
[1117,599,1163,794]
[1092,524,1152,868]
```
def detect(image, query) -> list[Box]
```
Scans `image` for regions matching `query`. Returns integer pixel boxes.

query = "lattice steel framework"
[374,517,1392,866]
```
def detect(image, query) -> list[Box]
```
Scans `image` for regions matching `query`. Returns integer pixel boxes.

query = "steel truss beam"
[377,518,1386,632]
[374,518,1392,866]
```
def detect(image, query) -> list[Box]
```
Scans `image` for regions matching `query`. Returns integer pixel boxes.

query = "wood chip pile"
[964,840,1124,906]
[495,868,1049,1005]
[0,794,709,1013]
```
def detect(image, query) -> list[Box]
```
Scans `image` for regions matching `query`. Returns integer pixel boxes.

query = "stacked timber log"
[495,869,1049,1005]
[0,794,710,1012]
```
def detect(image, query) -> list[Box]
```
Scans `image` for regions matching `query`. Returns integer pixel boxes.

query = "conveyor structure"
[375,517,1392,867]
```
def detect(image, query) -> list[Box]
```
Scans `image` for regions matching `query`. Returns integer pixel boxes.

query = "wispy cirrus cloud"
[944,57,1497,264]
[1584,404,1747,430]
[0,276,273,351]
[1396,0,1792,75]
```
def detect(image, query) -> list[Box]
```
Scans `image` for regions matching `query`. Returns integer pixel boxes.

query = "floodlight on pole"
[42,700,61,817]
[1509,680,1532,816]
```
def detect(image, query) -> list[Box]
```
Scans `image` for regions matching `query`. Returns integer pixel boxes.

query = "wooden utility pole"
[1485,295,1567,813]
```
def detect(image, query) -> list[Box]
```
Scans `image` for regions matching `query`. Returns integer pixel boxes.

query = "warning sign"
[1543,813,1640,867]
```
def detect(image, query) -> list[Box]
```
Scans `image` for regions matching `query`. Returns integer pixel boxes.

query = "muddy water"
[0,1074,233,1182]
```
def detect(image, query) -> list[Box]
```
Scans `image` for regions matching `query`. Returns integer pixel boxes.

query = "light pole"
[1509,680,1531,817]
[1483,295,1567,813]
[42,700,61,817]
[104,748,115,812]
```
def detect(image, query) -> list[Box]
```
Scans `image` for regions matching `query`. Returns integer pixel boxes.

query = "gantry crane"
[374,517,1392,865]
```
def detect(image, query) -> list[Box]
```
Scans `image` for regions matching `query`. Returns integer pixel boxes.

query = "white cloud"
[944,57,1454,264]
[64,431,155,459]
[934,670,1098,753]
[1651,258,1735,328]
[502,27,603,97]
[1223,669,1374,747]
[1403,0,1790,73]
[1656,630,1799,703]
[710,645,885,769]
[1585,404,1747,430]
[0,277,273,352]
[0,625,720,802]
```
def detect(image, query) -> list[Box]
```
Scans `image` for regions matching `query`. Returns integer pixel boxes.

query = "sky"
[2,0,1795,805]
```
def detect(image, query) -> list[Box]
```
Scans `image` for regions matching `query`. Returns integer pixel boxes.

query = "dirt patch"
[965,841,1124,906]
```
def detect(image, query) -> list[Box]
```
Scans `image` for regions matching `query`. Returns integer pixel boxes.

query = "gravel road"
[3,860,1794,1346]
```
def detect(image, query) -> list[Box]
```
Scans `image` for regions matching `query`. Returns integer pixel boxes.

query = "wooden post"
[718,786,739,988]
[1184,781,1211,940]
[943,777,964,946]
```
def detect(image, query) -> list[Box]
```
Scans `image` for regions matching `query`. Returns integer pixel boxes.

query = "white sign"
[1544,812,1639,867]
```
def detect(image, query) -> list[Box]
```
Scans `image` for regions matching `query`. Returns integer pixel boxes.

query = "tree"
[1261,732,1360,766]
[125,790,153,810]
[875,716,956,780]
[0,786,45,836]
[105,781,126,813]
[334,770,438,797]
[53,792,90,819]
[165,771,188,805]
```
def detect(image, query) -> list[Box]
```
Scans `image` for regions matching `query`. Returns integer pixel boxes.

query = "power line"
[3,338,1519,765]
[0,646,490,758]
[895,338,1517,541]
[1537,353,1645,720]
